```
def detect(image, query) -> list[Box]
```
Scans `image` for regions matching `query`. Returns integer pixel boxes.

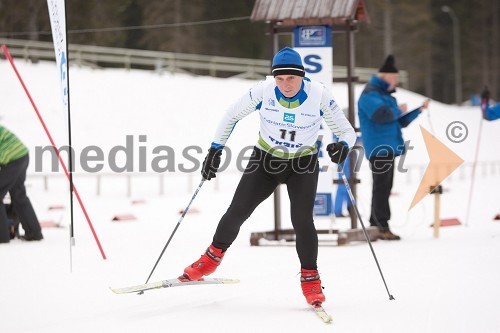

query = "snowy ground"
[0,59,499,333]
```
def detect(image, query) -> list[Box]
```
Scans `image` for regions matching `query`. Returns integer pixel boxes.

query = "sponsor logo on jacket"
[283,113,295,123]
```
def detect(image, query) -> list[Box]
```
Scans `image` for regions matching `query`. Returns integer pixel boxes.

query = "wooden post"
[433,190,440,238]
[431,185,443,238]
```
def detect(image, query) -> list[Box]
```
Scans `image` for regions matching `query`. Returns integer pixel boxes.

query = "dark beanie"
[271,47,305,77]
[379,55,399,73]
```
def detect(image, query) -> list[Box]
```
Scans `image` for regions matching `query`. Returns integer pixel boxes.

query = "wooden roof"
[250,0,369,25]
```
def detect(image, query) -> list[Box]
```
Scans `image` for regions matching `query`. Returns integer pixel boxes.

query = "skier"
[480,87,500,121]
[181,47,356,306]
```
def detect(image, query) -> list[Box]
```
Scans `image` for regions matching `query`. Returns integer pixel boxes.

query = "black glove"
[481,86,490,101]
[201,148,222,180]
[326,142,349,164]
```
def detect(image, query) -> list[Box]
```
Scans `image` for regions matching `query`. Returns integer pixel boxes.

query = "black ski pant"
[212,147,320,270]
[368,155,396,232]
[0,155,41,242]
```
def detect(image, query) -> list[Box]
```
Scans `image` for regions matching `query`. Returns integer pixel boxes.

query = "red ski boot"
[183,244,225,281]
[300,268,326,305]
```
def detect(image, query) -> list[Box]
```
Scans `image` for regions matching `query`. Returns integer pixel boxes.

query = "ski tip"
[319,312,333,324]
[109,286,144,294]
[109,286,120,294]
[311,302,333,324]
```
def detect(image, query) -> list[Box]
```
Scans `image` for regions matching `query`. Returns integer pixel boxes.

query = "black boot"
[378,230,401,241]
[20,232,44,241]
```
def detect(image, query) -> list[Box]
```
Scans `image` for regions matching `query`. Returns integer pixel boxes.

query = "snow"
[1,59,500,333]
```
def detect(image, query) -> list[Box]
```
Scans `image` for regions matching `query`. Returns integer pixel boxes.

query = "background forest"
[0,0,498,104]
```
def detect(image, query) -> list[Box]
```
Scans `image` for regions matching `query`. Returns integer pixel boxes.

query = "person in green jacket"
[0,125,43,243]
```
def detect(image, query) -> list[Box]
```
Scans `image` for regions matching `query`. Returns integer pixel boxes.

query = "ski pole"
[424,100,435,135]
[339,164,395,301]
[139,178,206,294]
[464,104,485,227]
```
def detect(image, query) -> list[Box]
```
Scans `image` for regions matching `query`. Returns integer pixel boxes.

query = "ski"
[110,277,239,294]
[311,303,332,323]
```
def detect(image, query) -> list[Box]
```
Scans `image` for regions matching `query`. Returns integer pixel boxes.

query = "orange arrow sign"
[409,126,464,210]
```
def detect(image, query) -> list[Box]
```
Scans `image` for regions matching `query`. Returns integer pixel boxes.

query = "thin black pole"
[339,165,395,301]
[345,19,358,230]
[139,179,206,294]
[465,108,484,227]
[270,22,282,241]
[63,0,76,272]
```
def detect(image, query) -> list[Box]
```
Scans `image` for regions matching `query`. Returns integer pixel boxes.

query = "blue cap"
[271,47,305,77]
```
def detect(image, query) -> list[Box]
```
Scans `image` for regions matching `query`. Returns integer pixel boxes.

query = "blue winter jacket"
[358,75,421,159]
[483,102,500,121]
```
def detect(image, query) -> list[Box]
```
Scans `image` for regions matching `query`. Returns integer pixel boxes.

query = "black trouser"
[213,147,320,270]
[0,155,41,242]
[369,155,396,232]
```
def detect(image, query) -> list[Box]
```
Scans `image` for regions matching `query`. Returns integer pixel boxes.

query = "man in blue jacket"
[358,55,429,240]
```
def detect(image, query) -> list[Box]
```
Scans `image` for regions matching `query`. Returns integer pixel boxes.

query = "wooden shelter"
[250,0,369,26]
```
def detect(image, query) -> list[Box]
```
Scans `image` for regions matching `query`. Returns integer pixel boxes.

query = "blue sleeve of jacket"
[359,91,401,124]
[398,108,422,128]
[485,103,500,121]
